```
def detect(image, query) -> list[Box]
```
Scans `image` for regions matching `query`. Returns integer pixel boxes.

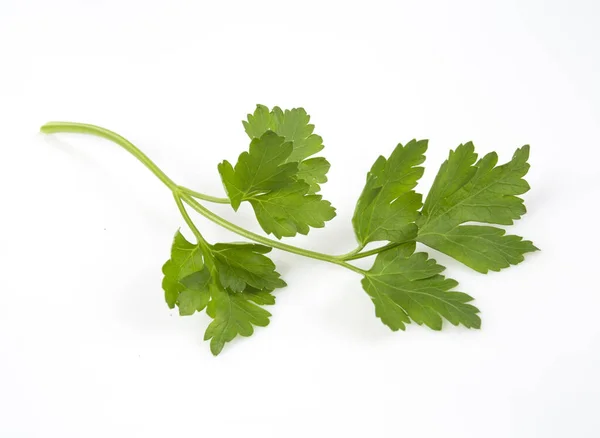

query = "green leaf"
[421,142,478,217]
[418,144,537,273]
[242,104,330,194]
[211,242,287,292]
[249,183,336,239]
[241,104,273,139]
[243,104,324,163]
[362,242,481,331]
[161,261,184,309]
[352,140,427,246]
[162,261,211,316]
[421,143,529,226]
[204,285,275,355]
[218,131,298,209]
[177,269,211,316]
[418,225,538,274]
[161,231,206,310]
[296,157,330,194]
[170,230,204,277]
[162,230,286,353]
[219,105,336,237]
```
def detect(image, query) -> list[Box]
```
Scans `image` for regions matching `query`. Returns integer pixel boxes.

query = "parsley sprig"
[41,105,537,355]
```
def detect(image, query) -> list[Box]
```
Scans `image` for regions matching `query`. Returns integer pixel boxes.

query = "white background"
[1,1,599,437]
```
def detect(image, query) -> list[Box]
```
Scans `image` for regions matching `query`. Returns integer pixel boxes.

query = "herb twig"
[41,105,537,355]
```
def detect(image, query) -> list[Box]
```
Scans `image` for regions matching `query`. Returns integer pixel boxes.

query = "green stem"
[179,193,364,274]
[178,186,230,204]
[173,194,208,245]
[332,245,363,261]
[40,122,179,192]
[343,242,405,261]
[40,121,371,275]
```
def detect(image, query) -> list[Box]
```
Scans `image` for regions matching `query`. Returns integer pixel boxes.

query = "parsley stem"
[40,121,366,275]
[179,193,365,275]
[333,245,365,260]
[178,186,230,204]
[40,122,180,192]
[173,194,209,247]
[343,242,405,261]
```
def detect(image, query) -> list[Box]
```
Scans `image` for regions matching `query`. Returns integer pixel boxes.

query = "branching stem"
[40,121,396,274]
[173,194,207,245]
[178,186,230,204]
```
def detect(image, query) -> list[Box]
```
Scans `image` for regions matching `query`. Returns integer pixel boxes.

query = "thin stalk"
[343,242,405,261]
[40,122,179,192]
[173,194,208,245]
[178,186,230,204]
[332,245,365,261]
[179,193,365,274]
[40,121,371,275]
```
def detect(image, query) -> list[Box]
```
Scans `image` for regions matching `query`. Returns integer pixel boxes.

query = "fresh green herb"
[416,143,537,273]
[220,105,335,238]
[40,105,538,355]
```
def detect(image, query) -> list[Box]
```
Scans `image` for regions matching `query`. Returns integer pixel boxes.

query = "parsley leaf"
[249,183,336,239]
[242,105,330,193]
[168,230,204,277]
[362,242,481,331]
[219,105,336,238]
[161,231,285,354]
[176,269,212,316]
[204,285,275,356]
[352,140,427,246]
[161,230,206,310]
[417,144,538,273]
[243,104,325,163]
[218,131,298,209]
[296,157,331,194]
[212,242,287,292]
[162,260,211,316]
